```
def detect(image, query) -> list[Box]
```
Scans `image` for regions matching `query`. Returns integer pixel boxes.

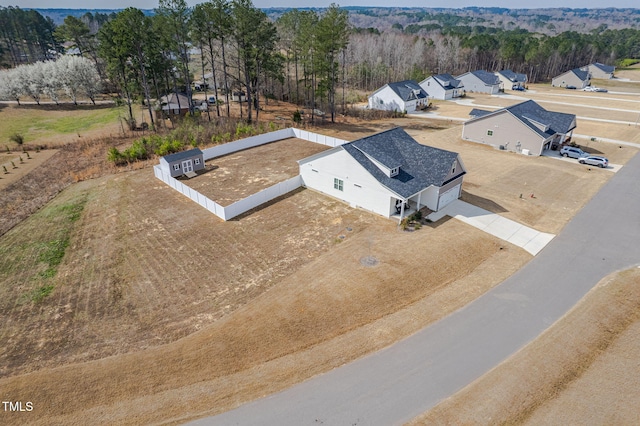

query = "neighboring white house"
[298,127,466,221]
[419,74,464,100]
[551,68,590,88]
[159,148,205,178]
[368,80,429,113]
[456,70,501,94]
[495,69,527,90]
[462,100,577,156]
[582,62,615,79]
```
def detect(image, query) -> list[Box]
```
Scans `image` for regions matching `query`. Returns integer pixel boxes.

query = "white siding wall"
[300,149,395,217]
[368,86,406,112]
[420,78,447,100]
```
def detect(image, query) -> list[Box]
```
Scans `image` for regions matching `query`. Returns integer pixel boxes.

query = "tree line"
[2,3,640,127]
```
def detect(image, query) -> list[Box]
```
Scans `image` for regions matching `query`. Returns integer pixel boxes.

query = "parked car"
[560,146,588,159]
[583,86,595,92]
[565,85,577,90]
[208,96,216,105]
[579,155,608,168]
[512,86,526,91]
[594,87,608,92]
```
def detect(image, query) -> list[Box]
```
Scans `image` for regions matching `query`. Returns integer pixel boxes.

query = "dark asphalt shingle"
[162,148,203,163]
[341,128,462,199]
[386,80,429,101]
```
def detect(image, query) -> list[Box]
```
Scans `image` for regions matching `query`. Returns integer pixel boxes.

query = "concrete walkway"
[428,200,555,256]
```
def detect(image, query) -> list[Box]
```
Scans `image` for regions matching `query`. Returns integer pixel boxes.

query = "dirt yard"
[0,149,58,191]
[183,138,330,206]
[410,267,640,425]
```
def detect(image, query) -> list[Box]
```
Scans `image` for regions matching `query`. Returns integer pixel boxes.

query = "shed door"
[438,184,461,210]
[182,159,193,174]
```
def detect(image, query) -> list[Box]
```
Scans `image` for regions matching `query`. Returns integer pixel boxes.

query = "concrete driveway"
[428,199,555,255]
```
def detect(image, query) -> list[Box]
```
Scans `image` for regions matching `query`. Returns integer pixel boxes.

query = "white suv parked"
[560,146,587,159]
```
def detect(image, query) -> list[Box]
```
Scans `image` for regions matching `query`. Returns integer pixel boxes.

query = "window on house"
[173,164,180,171]
[194,158,201,165]
[487,130,493,136]
[334,178,344,191]
[451,163,456,175]
[379,99,384,104]
[390,167,399,176]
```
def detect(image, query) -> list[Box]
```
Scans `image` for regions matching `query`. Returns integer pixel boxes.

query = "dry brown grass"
[409,267,640,426]
[183,138,330,206]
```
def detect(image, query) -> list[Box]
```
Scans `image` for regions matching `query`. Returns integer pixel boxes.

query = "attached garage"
[438,184,461,210]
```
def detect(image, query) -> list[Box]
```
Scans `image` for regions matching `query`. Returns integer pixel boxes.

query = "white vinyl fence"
[155,128,348,221]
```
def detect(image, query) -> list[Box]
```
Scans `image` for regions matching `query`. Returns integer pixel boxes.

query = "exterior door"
[182,159,193,174]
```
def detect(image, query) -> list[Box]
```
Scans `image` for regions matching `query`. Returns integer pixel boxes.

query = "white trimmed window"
[487,130,493,136]
[173,164,180,171]
[334,178,344,191]
[194,158,201,165]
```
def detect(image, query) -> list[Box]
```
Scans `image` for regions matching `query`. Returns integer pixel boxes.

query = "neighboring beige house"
[462,100,576,156]
[495,69,527,90]
[456,70,501,94]
[551,68,590,88]
[582,62,615,79]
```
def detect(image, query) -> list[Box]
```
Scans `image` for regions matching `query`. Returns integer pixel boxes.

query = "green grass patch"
[0,105,126,144]
[0,190,88,305]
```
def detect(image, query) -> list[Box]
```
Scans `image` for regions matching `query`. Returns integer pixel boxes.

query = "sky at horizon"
[2,0,639,10]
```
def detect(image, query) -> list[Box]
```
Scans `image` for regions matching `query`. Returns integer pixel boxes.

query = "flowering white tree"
[24,61,47,104]
[56,55,102,105]
[0,56,102,105]
[0,68,25,104]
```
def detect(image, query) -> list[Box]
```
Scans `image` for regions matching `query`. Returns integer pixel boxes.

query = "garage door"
[438,184,460,210]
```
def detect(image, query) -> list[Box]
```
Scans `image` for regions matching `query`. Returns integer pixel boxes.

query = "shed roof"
[162,148,203,163]
[341,127,462,199]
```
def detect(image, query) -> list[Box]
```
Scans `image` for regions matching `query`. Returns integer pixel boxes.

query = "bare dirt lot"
[410,267,640,425]
[0,149,58,191]
[183,138,330,206]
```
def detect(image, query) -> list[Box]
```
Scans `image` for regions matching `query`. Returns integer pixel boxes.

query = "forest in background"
[1,3,640,126]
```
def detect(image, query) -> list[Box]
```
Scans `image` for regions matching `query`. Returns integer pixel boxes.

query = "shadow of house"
[460,190,508,214]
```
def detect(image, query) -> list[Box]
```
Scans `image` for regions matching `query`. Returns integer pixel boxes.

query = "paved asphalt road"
[192,152,640,426]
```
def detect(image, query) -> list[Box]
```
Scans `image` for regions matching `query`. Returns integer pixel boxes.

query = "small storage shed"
[159,148,205,178]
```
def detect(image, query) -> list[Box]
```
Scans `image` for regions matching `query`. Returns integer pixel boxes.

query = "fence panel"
[202,128,295,160]
[223,176,302,220]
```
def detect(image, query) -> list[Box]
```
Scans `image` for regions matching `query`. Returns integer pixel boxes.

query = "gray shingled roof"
[341,128,462,199]
[386,80,429,101]
[434,73,464,89]
[469,108,494,118]
[497,69,527,83]
[468,70,500,85]
[569,68,590,81]
[162,148,203,163]
[469,100,576,138]
[592,62,615,73]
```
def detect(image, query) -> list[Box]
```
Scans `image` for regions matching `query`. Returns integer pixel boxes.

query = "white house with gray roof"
[495,69,527,90]
[456,70,501,94]
[582,62,615,79]
[462,100,576,156]
[551,68,590,88]
[368,80,429,113]
[419,74,464,100]
[298,127,466,221]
